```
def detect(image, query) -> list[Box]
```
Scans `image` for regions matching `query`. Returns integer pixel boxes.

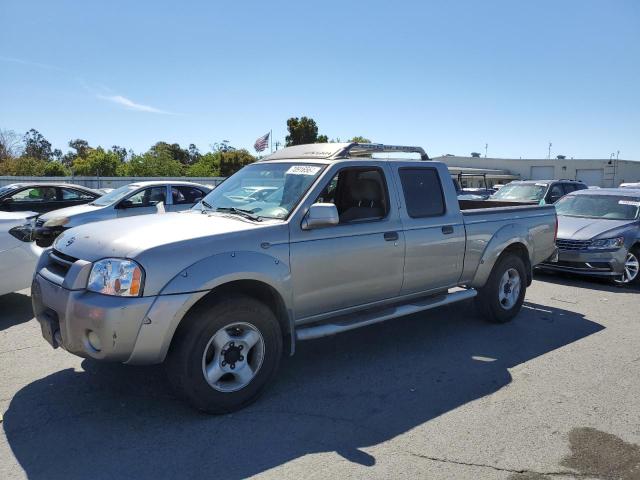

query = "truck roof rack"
[264,142,429,161]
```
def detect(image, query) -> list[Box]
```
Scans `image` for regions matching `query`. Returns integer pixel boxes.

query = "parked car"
[31,181,211,247]
[0,183,100,214]
[620,182,640,189]
[0,211,43,296]
[538,188,640,284]
[31,142,557,413]
[490,180,587,205]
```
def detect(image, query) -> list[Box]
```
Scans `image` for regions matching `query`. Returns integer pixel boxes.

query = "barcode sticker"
[619,200,640,206]
[286,165,321,175]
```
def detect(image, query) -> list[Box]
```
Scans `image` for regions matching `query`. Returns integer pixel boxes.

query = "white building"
[434,155,640,188]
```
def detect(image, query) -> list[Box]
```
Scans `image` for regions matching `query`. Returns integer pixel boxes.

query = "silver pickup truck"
[31,143,558,413]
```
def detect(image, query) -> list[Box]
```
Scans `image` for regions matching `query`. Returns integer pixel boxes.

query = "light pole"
[548,142,552,159]
[484,143,488,158]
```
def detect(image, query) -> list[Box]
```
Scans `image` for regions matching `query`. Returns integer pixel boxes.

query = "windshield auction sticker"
[286,165,322,176]
[619,200,640,206]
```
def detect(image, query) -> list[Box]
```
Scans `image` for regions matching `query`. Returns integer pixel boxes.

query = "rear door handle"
[384,231,399,241]
[441,225,454,234]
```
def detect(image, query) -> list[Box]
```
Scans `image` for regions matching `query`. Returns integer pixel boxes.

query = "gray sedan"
[538,188,640,285]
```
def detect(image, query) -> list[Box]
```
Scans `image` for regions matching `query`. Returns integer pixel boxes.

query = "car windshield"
[0,185,17,196]
[555,194,640,220]
[197,162,325,219]
[492,183,547,202]
[90,184,139,206]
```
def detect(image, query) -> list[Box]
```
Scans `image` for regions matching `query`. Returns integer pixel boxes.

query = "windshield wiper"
[215,207,262,222]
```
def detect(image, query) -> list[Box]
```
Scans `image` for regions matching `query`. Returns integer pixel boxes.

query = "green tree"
[72,147,120,176]
[285,117,327,146]
[44,161,71,176]
[0,157,48,175]
[111,145,128,162]
[349,136,371,143]
[218,149,256,176]
[186,152,220,177]
[23,129,52,161]
[149,142,191,165]
[121,151,184,177]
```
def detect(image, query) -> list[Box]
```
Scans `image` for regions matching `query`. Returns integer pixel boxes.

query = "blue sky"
[1,0,639,159]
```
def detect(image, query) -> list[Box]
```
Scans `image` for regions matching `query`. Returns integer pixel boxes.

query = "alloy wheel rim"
[201,322,265,393]
[619,252,639,284]
[498,268,521,310]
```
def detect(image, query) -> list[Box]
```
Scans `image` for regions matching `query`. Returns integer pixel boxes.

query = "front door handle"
[441,225,454,234]
[384,231,399,241]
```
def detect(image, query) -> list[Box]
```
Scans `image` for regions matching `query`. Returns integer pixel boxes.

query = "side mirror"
[301,203,339,230]
[117,199,134,209]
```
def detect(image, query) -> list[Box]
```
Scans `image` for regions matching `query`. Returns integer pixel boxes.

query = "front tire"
[614,247,640,286]
[476,253,527,323]
[166,294,283,414]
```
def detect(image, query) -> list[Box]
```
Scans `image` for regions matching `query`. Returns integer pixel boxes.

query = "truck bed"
[458,199,537,210]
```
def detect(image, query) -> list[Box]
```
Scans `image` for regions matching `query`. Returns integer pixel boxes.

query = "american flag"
[254,131,270,152]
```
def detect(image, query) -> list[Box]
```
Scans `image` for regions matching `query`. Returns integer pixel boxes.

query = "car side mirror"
[117,199,134,209]
[301,203,339,230]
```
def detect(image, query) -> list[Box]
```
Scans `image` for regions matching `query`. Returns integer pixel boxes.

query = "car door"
[116,186,168,218]
[58,187,97,209]
[393,165,466,295]
[167,185,207,212]
[289,163,405,321]
[1,186,58,213]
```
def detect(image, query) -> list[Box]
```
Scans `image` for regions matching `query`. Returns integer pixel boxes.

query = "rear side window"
[172,186,206,205]
[61,188,95,200]
[399,168,445,218]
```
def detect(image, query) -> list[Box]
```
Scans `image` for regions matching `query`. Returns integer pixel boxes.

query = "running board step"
[296,288,477,341]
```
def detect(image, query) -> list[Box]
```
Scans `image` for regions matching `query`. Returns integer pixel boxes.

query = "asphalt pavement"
[1,274,638,480]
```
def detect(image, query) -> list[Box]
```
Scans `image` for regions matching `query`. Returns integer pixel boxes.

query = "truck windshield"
[197,162,325,219]
[555,195,640,220]
[492,183,547,202]
[90,184,139,206]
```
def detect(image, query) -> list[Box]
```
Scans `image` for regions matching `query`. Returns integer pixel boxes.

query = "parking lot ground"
[1,275,639,480]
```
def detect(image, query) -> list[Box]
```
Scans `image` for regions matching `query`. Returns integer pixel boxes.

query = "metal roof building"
[432,155,640,188]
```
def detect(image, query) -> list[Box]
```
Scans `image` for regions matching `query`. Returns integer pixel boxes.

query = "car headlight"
[43,217,69,228]
[588,237,624,250]
[87,258,144,296]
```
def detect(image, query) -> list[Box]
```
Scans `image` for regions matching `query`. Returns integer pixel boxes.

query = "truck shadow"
[3,300,603,480]
[0,291,33,331]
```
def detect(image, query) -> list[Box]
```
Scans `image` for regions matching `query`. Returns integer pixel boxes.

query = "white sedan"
[0,211,43,296]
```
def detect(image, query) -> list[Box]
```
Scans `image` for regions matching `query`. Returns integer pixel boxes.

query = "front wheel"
[166,295,283,414]
[476,253,527,323]
[614,248,640,286]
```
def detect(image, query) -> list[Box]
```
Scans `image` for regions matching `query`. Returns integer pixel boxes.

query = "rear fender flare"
[469,223,533,288]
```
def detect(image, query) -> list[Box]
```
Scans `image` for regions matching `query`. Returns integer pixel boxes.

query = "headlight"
[43,217,69,228]
[588,237,624,250]
[87,258,144,296]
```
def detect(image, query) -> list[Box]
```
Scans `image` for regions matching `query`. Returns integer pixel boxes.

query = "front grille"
[48,249,78,277]
[556,239,591,251]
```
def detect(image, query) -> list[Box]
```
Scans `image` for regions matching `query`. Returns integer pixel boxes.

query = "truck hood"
[53,210,276,262]
[556,215,636,241]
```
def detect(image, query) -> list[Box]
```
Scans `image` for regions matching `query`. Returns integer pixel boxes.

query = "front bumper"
[32,273,156,362]
[537,247,627,277]
[31,250,202,364]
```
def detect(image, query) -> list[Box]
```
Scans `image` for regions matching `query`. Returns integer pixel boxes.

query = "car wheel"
[166,294,283,414]
[476,253,527,323]
[614,247,640,286]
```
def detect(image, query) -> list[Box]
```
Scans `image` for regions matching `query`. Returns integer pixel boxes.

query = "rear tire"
[476,253,527,323]
[166,294,283,414]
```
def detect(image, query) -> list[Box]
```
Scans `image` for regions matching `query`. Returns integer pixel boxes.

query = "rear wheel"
[476,253,527,323]
[614,248,640,286]
[166,294,282,414]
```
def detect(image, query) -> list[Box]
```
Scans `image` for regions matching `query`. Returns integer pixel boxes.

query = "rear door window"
[61,187,95,200]
[171,186,206,205]
[399,168,445,218]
